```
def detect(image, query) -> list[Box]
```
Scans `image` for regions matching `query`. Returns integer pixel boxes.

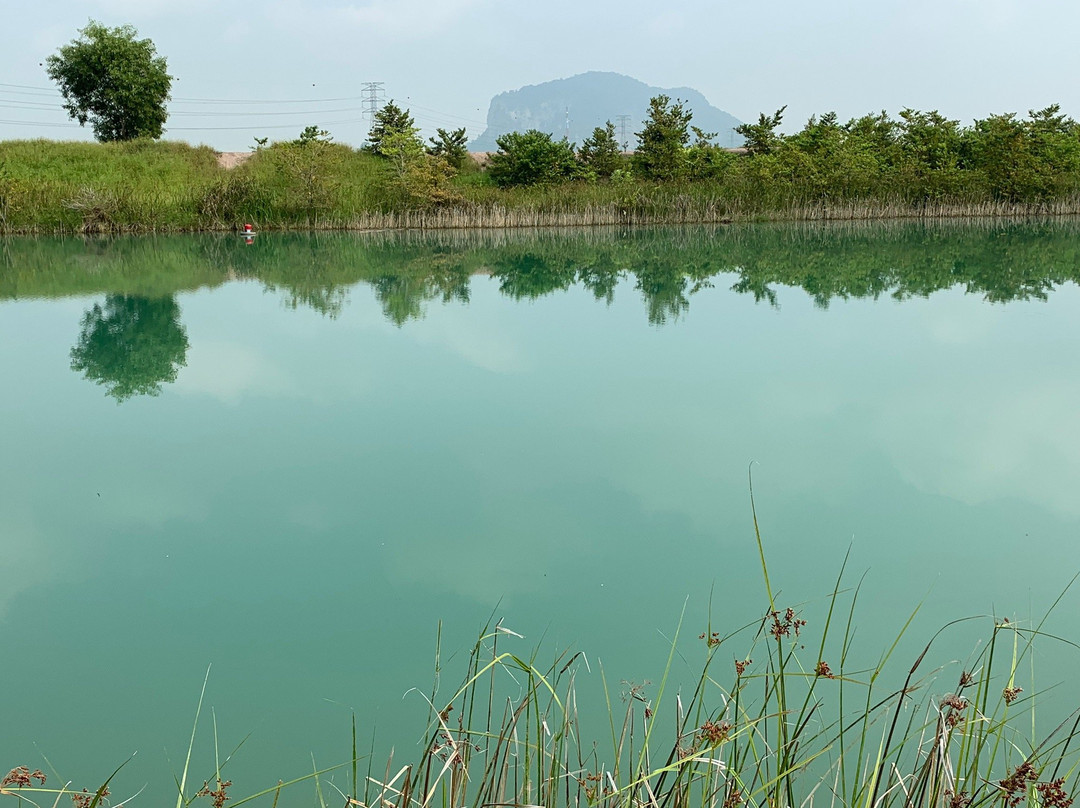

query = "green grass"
[5,138,1080,235]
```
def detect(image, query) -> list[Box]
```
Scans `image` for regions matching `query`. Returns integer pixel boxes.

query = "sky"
[2,0,1080,151]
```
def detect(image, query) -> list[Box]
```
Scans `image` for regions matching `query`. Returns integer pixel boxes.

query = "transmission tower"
[361,82,385,120]
[564,106,571,141]
[615,115,632,151]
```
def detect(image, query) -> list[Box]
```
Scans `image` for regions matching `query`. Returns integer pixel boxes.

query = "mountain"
[468,71,744,151]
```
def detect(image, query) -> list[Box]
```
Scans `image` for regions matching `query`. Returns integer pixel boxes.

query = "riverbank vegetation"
[4,97,1080,233]
[4,514,1078,808]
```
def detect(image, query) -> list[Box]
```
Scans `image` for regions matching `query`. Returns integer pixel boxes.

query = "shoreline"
[6,201,1080,237]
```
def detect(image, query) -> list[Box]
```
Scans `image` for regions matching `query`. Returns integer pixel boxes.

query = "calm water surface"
[2,222,1080,800]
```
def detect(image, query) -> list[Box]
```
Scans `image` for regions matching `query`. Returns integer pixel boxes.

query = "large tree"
[633,95,693,181]
[46,21,173,142]
[365,101,420,156]
[579,121,623,179]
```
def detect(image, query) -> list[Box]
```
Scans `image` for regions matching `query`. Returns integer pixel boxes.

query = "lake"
[3,220,1080,803]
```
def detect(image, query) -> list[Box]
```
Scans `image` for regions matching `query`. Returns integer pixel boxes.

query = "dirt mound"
[217,151,253,170]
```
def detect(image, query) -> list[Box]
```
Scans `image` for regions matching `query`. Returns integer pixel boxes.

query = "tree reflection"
[70,295,189,402]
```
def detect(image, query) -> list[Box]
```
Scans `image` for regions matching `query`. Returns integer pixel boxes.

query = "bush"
[489,129,579,187]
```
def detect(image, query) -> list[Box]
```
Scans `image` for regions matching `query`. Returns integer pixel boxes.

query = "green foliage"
[69,294,189,401]
[292,125,333,146]
[687,125,735,180]
[365,101,418,157]
[0,159,26,227]
[198,172,262,226]
[735,106,787,155]
[46,21,172,142]
[427,127,469,170]
[578,121,623,179]
[9,98,1080,234]
[381,129,459,210]
[266,131,345,224]
[488,129,579,187]
[633,94,693,181]
[965,105,1080,201]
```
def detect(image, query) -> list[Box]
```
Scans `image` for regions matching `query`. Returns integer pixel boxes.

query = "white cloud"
[0,512,51,619]
[173,340,295,404]
[879,379,1080,517]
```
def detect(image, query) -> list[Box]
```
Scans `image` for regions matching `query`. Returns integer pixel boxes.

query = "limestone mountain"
[469,71,743,151]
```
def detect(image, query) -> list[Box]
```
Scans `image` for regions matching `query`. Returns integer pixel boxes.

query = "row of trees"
[43,21,1080,208]
[729,104,1080,203]
[484,97,1080,204]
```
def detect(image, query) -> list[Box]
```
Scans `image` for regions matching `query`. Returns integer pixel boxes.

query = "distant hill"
[468,71,743,151]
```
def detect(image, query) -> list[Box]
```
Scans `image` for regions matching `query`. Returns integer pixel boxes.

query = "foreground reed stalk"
[3,495,1078,808]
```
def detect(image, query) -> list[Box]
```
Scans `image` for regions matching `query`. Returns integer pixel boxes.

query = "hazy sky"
[3,0,1079,151]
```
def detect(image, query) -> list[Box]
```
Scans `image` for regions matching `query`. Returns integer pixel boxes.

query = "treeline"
[482,98,1080,205]
[5,98,1080,234]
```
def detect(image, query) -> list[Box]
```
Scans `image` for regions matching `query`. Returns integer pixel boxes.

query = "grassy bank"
[3,510,1079,808]
[5,139,1080,235]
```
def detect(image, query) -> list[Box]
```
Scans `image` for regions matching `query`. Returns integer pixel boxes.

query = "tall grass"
[333,515,1079,808]
[3,517,1078,808]
[6,139,1080,234]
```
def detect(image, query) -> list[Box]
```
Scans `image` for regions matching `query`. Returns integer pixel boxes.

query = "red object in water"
[244,236,254,245]
[243,223,253,233]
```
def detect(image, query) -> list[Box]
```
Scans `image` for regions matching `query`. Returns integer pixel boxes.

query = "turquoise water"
[2,222,1080,802]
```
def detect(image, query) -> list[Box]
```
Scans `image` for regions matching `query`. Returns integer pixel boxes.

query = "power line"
[166,117,368,131]
[171,95,366,105]
[0,118,78,128]
[0,82,373,105]
[0,80,488,139]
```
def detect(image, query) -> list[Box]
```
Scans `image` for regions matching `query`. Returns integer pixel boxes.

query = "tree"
[895,109,965,200]
[365,102,419,156]
[633,95,693,181]
[70,295,189,402]
[686,126,734,180]
[428,127,469,170]
[735,107,787,155]
[578,121,623,179]
[381,129,459,209]
[269,126,343,223]
[46,21,172,142]
[488,130,579,186]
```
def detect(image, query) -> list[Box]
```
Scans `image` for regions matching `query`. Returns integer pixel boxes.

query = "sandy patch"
[217,151,253,170]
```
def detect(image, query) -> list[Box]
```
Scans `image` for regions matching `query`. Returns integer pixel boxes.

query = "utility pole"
[615,114,631,151]
[361,82,385,120]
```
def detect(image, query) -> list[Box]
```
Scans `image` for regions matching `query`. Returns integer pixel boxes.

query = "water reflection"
[3,220,1080,398]
[70,294,189,401]
[4,221,1080,796]
[4,221,1079,328]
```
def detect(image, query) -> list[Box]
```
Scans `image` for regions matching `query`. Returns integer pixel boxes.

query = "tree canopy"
[489,130,579,187]
[633,95,693,181]
[428,127,470,170]
[46,21,173,142]
[365,102,419,157]
[579,122,623,179]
